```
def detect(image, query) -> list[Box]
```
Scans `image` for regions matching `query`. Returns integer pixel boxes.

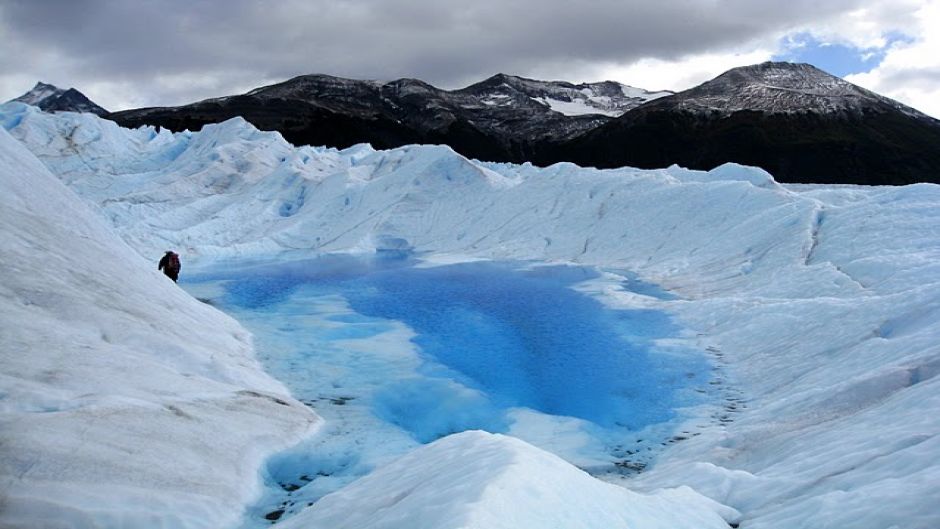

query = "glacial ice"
[0,122,318,529]
[2,101,939,529]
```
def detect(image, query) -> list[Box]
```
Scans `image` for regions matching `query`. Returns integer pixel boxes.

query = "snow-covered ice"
[277,431,738,529]
[0,122,319,529]
[2,101,940,528]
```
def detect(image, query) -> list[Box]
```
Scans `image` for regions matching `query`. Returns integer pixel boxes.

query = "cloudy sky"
[1,0,938,117]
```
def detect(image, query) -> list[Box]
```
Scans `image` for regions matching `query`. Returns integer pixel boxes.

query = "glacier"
[1,100,939,529]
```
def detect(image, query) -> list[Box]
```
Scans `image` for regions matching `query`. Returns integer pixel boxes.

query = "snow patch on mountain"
[531,82,670,117]
[535,96,622,117]
[621,85,673,101]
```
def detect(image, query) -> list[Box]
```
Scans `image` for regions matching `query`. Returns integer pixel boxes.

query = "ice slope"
[0,125,319,529]
[3,102,940,528]
[630,182,940,528]
[278,431,738,529]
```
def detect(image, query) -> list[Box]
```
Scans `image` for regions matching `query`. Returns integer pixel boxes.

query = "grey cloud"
[0,0,920,109]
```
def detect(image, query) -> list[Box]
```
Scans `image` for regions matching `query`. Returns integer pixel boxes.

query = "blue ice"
[188,254,712,526]
[340,261,683,436]
[207,256,692,437]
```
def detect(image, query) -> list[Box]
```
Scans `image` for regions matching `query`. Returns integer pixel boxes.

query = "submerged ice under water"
[188,254,714,526]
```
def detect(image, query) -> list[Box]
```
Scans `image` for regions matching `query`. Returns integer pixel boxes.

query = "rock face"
[548,62,940,185]
[11,82,108,116]
[107,63,940,184]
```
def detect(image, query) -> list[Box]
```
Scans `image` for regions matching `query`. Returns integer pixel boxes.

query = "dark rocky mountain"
[106,63,940,184]
[545,62,940,185]
[108,74,668,162]
[11,82,108,116]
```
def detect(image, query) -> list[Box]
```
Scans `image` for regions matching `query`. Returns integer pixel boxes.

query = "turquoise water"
[188,254,711,526]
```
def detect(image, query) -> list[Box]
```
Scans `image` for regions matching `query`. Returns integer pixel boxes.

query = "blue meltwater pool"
[187,253,715,526]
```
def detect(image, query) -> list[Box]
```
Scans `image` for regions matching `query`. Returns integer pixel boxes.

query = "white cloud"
[845,2,940,118]
[593,48,777,92]
[589,0,938,116]
[0,0,935,116]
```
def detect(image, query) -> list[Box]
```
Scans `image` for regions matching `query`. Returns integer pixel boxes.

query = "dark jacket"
[158,252,181,279]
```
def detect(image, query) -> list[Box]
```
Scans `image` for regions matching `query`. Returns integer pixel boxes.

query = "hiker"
[158,250,181,282]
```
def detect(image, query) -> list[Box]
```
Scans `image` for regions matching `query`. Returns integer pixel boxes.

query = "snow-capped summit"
[13,82,63,106]
[664,61,931,118]
[11,81,108,116]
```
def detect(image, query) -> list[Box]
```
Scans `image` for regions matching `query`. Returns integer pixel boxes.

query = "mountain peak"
[731,60,826,75]
[383,77,438,90]
[10,81,108,116]
[656,61,928,118]
[14,82,66,106]
[713,61,852,92]
[461,73,533,93]
[488,73,523,82]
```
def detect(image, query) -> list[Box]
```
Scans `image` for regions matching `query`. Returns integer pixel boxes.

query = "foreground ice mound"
[280,431,739,529]
[0,126,319,529]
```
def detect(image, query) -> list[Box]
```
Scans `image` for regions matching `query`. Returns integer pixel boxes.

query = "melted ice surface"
[189,254,712,526]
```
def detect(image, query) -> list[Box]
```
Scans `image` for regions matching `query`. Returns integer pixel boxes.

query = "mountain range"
[106,73,670,165]
[10,62,940,184]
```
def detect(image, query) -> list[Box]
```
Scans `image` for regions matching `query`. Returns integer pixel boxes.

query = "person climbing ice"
[158,250,181,282]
